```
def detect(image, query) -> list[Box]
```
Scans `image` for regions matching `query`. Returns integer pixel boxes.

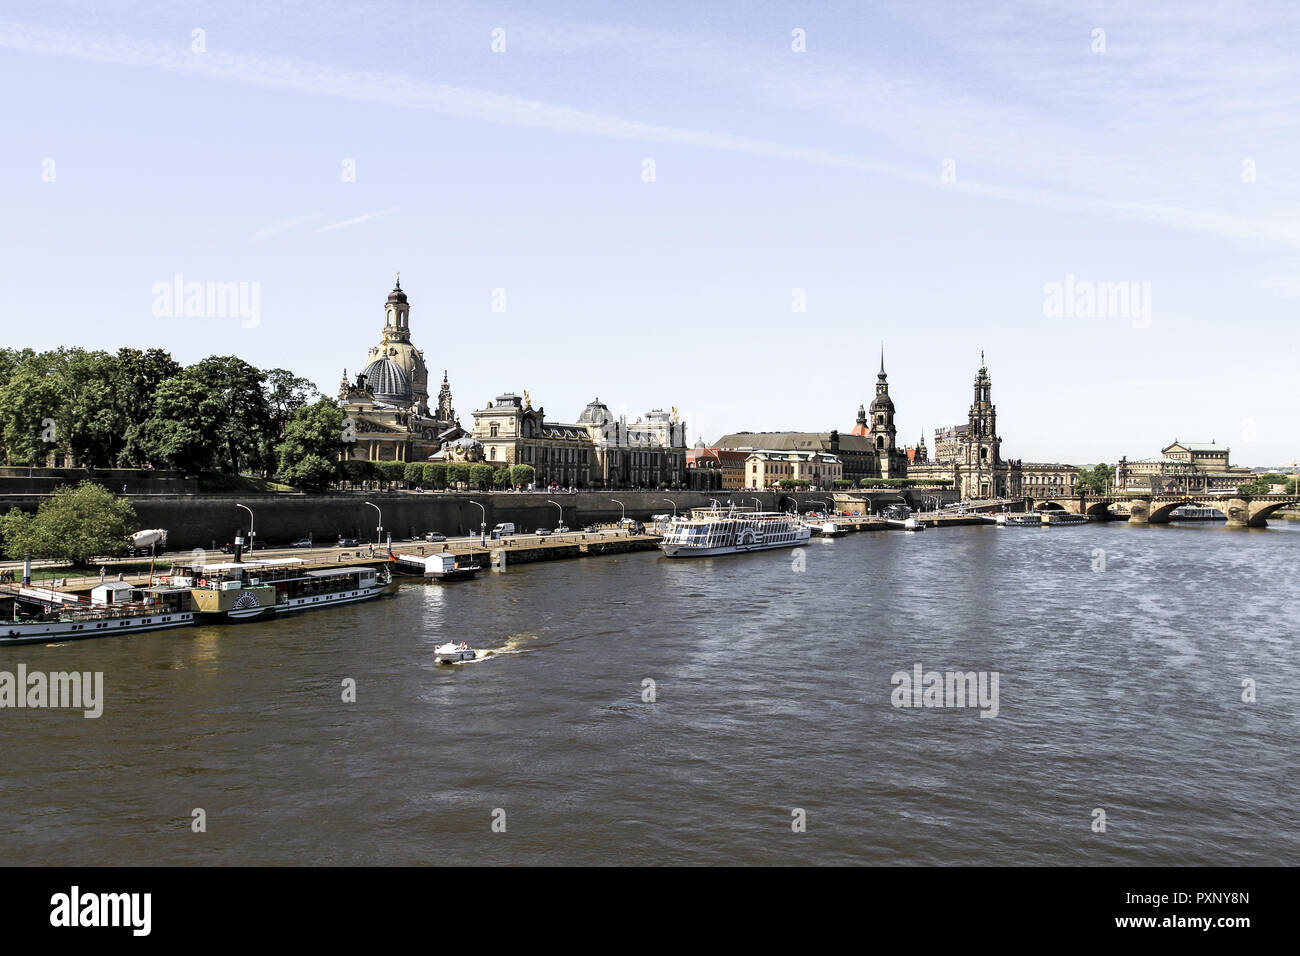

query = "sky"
[1,0,1298,467]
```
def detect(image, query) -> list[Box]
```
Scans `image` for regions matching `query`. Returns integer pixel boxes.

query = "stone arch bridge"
[1034,493,1299,529]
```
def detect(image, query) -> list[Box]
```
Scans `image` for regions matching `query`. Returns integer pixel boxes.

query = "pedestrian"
[99,566,106,582]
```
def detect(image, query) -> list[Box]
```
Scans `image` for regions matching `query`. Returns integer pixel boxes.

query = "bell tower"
[967,351,1002,495]
[869,346,900,477]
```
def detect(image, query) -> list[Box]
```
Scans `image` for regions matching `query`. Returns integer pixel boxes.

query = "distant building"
[470,394,686,488]
[1115,440,1253,493]
[744,449,843,489]
[338,278,465,463]
[907,354,1077,499]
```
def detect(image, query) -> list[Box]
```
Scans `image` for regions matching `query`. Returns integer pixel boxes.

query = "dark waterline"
[3,521,1298,865]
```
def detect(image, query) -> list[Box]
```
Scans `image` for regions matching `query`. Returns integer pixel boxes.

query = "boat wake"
[436,631,536,665]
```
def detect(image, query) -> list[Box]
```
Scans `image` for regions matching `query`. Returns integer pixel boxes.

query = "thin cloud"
[252,214,319,241]
[315,208,397,233]
[2,16,1298,254]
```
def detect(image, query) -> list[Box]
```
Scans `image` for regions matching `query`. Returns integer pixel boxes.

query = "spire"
[880,343,885,374]
[395,271,401,290]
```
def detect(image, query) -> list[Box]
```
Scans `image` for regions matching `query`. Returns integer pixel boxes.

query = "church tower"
[366,275,431,416]
[437,370,456,425]
[869,347,901,477]
[967,351,1002,495]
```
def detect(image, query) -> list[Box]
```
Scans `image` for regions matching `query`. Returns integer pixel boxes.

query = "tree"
[404,462,425,485]
[261,369,319,470]
[447,463,471,488]
[340,459,375,487]
[182,356,272,474]
[113,348,182,466]
[140,374,221,474]
[469,464,494,490]
[422,463,447,489]
[376,461,408,487]
[0,350,65,466]
[0,482,137,566]
[492,466,510,488]
[510,464,535,487]
[1076,463,1115,494]
[276,399,347,491]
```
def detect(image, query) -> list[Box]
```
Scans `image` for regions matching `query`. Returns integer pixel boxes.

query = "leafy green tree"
[261,369,319,470]
[113,348,182,466]
[492,466,510,488]
[404,462,425,484]
[182,356,271,474]
[340,459,375,486]
[447,463,471,488]
[0,482,137,565]
[0,350,64,466]
[422,462,447,489]
[140,374,221,473]
[469,464,494,490]
[510,464,535,487]
[276,399,346,491]
[1076,463,1115,494]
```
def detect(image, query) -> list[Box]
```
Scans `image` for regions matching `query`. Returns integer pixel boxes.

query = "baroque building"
[1115,440,1253,493]
[470,394,687,488]
[338,278,465,463]
[907,354,1078,499]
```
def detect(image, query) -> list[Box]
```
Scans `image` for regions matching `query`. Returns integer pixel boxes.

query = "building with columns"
[337,278,465,463]
[470,394,687,488]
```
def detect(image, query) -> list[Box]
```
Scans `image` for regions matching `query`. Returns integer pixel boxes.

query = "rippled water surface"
[3,521,1298,865]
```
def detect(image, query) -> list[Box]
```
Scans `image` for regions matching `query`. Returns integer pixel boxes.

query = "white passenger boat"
[435,641,477,663]
[0,584,195,646]
[659,508,811,557]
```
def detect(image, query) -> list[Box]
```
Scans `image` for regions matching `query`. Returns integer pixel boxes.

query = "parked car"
[290,538,313,548]
[536,528,552,537]
[583,524,599,533]
[490,523,516,539]
[554,526,570,534]
[424,532,447,542]
[337,538,359,548]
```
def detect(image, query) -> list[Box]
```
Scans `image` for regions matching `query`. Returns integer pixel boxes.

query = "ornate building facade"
[469,394,687,488]
[906,354,1078,499]
[338,278,464,463]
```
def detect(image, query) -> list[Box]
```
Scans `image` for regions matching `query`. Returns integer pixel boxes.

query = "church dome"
[362,357,412,403]
[577,399,612,424]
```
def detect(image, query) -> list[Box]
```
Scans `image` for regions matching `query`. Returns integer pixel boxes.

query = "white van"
[491,522,516,539]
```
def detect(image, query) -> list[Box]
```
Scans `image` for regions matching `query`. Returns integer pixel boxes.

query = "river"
[3,520,1297,865]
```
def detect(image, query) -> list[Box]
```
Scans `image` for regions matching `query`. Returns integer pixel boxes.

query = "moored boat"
[164,558,396,622]
[660,508,811,557]
[0,583,195,646]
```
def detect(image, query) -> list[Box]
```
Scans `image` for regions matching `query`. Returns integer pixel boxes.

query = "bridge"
[1034,493,1300,528]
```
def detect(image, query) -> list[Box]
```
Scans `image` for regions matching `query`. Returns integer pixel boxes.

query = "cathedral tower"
[869,346,901,477]
[365,275,431,416]
[967,351,1002,495]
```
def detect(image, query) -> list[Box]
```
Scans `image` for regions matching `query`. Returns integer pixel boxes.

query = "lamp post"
[661,498,676,518]
[752,497,763,513]
[235,503,254,550]
[611,498,625,530]
[364,501,382,545]
[709,498,720,509]
[469,500,486,546]
[546,499,564,531]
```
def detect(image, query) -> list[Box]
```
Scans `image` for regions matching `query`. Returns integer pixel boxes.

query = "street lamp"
[709,498,720,509]
[546,499,564,530]
[469,500,486,546]
[752,497,763,513]
[611,498,625,529]
[235,503,254,550]
[661,498,676,518]
[363,501,382,545]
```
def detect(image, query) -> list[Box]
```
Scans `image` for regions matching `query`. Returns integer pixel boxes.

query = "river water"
[3,520,1297,865]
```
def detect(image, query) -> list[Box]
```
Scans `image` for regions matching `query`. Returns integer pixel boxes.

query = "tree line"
[0,347,318,477]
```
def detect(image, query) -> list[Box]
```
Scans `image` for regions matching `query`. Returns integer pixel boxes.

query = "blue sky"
[2,0,1297,466]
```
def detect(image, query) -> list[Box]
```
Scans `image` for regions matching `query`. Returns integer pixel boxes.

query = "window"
[490,423,499,437]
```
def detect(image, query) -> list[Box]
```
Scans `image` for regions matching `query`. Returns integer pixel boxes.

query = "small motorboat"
[427,553,482,582]
[436,641,477,664]
[814,520,848,538]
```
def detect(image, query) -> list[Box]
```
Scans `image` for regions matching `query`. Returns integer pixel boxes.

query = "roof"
[361,357,411,403]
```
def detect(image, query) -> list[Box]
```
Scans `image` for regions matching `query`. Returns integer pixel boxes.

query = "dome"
[577,399,612,424]
[362,357,411,403]
[387,277,407,304]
